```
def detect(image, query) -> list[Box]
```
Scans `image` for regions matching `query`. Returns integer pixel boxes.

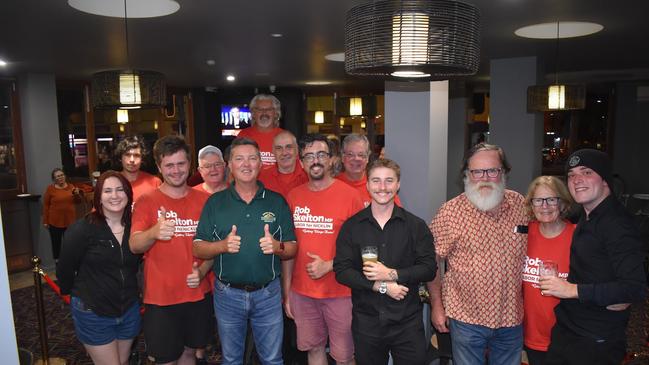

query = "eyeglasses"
[199,162,225,170]
[530,197,561,207]
[343,152,369,160]
[302,151,330,162]
[468,168,503,179]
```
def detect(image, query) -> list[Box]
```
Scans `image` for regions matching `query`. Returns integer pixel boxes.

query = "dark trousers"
[48,226,66,260]
[354,318,427,365]
[544,324,625,365]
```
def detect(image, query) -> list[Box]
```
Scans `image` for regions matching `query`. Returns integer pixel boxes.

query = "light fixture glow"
[391,70,431,78]
[0,59,7,67]
[349,97,363,116]
[226,75,236,82]
[314,111,325,124]
[119,124,125,132]
[361,122,366,129]
[270,33,283,38]
[119,73,142,106]
[117,109,129,124]
[548,85,565,110]
[392,12,429,65]
[154,120,159,130]
[325,52,345,62]
[340,118,345,126]
[305,81,332,85]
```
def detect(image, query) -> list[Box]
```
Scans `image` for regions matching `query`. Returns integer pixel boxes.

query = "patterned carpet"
[10,283,648,364]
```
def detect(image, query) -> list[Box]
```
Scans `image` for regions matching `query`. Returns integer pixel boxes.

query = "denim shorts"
[70,296,141,346]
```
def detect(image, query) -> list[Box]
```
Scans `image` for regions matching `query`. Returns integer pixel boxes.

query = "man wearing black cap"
[540,148,647,365]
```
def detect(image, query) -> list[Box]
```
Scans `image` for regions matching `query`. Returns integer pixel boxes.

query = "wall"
[0,209,19,363]
[612,82,649,197]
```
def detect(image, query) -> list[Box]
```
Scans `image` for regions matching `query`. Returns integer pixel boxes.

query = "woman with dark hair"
[57,170,141,365]
[522,176,575,365]
[42,167,82,260]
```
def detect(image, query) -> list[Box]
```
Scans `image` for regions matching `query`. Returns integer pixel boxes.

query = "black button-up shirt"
[554,195,647,341]
[334,205,436,332]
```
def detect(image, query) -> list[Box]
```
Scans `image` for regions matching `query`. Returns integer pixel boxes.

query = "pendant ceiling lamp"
[90,0,166,109]
[349,98,363,116]
[344,0,481,79]
[527,22,586,112]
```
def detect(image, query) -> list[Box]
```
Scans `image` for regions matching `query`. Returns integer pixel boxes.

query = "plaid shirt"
[431,190,528,328]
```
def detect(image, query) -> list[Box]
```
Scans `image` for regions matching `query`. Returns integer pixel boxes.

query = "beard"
[308,163,327,181]
[464,176,506,212]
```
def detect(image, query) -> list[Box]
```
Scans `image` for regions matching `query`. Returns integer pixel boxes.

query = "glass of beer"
[539,260,558,278]
[361,246,378,264]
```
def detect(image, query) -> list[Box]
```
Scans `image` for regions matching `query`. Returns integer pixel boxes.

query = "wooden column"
[83,85,97,176]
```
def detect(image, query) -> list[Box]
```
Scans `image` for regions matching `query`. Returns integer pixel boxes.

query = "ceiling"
[1,0,649,91]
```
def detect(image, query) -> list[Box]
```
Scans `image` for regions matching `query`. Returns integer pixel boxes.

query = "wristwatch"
[378,281,388,294]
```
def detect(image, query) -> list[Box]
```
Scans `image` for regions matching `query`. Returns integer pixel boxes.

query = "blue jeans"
[448,318,522,365]
[213,278,283,365]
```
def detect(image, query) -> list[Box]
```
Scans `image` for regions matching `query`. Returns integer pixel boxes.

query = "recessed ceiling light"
[325,52,345,62]
[0,59,7,67]
[305,81,332,85]
[226,75,236,82]
[206,59,216,66]
[68,0,180,18]
[515,21,604,39]
[270,33,283,38]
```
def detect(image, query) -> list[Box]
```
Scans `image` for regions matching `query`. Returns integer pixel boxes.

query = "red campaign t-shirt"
[287,180,365,298]
[258,165,308,199]
[336,173,402,207]
[523,220,575,351]
[236,127,285,167]
[130,171,161,202]
[131,188,211,306]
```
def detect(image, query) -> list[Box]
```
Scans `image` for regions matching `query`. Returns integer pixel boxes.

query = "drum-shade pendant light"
[527,22,585,112]
[91,0,166,109]
[344,0,481,78]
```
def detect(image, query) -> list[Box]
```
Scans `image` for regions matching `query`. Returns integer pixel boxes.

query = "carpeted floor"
[10,283,649,364]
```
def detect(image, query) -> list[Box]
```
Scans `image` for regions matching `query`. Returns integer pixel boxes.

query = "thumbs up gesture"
[224,225,241,253]
[259,224,276,255]
[305,252,330,280]
[155,206,175,241]
[186,261,200,288]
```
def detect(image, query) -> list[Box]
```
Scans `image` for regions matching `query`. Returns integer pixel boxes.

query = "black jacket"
[57,217,141,317]
[554,195,647,341]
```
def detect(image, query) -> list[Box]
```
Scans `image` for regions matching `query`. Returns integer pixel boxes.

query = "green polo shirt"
[195,181,296,286]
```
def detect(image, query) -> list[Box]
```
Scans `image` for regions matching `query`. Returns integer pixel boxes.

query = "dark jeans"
[354,317,427,365]
[48,225,66,260]
[544,324,626,365]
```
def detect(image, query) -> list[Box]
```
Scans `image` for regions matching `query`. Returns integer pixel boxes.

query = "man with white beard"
[427,143,528,365]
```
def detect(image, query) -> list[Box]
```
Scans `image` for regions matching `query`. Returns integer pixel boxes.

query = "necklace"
[111,229,124,234]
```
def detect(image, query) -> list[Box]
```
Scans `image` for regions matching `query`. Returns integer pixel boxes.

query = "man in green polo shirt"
[193,137,296,365]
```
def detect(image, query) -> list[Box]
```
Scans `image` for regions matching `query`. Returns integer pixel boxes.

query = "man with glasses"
[258,131,308,199]
[284,134,365,365]
[237,94,286,168]
[194,145,228,194]
[338,133,401,206]
[116,135,161,201]
[193,137,297,365]
[540,149,646,365]
[427,143,528,365]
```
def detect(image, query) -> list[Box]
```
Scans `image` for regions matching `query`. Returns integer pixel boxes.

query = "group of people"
[52,93,646,365]
[427,144,647,365]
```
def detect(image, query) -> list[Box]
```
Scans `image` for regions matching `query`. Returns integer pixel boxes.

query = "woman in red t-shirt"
[522,176,575,365]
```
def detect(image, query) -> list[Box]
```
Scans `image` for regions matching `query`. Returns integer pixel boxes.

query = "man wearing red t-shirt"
[337,133,402,207]
[285,134,364,365]
[116,136,161,202]
[236,94,285,168]
[258,131,307,199]
[130,136,213,365]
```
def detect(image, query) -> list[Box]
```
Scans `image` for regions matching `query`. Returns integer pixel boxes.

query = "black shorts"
[143,294,214,363]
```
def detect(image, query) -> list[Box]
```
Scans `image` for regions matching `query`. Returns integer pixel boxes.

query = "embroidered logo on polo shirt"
[261,212,276,223]
[568,155,580,167]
